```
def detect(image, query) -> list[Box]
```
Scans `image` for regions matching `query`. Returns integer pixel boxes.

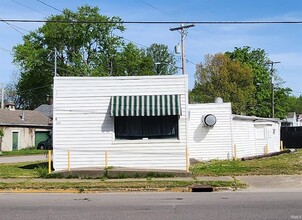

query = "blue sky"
[1,0,301,96]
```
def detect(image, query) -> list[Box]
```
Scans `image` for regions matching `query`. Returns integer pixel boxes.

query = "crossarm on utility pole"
[169,24,195,75]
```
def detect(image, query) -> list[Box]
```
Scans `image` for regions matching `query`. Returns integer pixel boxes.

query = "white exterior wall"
[232,119,281,158]
[188,103,281,162]
[53,75,188,171]
[1,127,50,151]
[188,103,232,161]
[232,120,256,158]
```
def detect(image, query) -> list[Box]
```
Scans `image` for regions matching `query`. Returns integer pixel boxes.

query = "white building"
[53,75,188,171]
[53,75,281,171]
[282,112,302,127]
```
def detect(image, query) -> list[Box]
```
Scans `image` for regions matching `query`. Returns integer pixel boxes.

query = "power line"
[291,91,302,95]
[0,47,12,53]
[136,0,171,17]
[11,0,47,16]
[12,84,53,94]
[35,0,63,13]
[186,59,197,66]
[0,18,26,35]
[1,19,302,24]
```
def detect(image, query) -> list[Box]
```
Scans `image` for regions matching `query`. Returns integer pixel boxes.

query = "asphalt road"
[0,192,301,220]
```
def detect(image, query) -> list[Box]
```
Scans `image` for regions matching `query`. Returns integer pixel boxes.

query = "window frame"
[113,115,180,141]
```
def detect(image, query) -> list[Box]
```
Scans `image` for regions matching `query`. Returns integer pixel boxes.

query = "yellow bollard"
[233,144,237,160]
[48,150,52,174]
[280,141,284,151]
[68,150,70,171]
[105,150,108,169]
[186,145,189,173]
[265,144,269,154]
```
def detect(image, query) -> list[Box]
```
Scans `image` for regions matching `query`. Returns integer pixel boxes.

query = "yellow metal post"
[67,150,70,171]
[234,144,237,160]
[265,144,269,154]
[48,150,52,174]
[186,145,189,173]
[105,150,108,169]
[280,141,284,151]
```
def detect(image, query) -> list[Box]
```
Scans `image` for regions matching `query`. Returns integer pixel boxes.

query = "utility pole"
[170,24,194,173]
[268,61,280,118]
[170,24,195,75]
[1,82,4,109]
[54,47,57,77]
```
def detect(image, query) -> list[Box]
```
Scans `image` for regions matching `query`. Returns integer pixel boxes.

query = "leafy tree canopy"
[225,46,291,118]
[190,53,255,115]
[288,95,302,114]
[146,43,178,75]
[12,5,176,109]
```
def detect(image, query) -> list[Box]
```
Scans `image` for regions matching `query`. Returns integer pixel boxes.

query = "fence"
[281,126,302,148]
[47,147,189,174]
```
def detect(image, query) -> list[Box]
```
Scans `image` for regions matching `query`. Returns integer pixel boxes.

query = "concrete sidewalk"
[0,155,47,164]
[236,175,302,191]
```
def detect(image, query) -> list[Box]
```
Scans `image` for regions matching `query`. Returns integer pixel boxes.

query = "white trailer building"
[53,75,281,171]
[53,75,188,171]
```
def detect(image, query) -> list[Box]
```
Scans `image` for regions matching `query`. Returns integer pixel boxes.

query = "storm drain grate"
[191,185,214,192]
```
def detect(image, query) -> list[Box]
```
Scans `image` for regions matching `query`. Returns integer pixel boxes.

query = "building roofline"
[232,114,280,123]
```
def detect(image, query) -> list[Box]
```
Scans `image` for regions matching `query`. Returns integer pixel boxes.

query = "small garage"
[35,131,51,147]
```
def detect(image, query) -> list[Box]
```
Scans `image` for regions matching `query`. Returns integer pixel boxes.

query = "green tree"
[296,96,302,113]
[288,95,302,114]
[4,72,23,109]
[13,5,125,109]
[146,43,178,75]
[225,46,291,118]
[115,43,155,76]
[190,53,255,115]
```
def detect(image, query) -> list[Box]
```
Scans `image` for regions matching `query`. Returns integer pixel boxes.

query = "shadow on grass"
[19,162,53,170]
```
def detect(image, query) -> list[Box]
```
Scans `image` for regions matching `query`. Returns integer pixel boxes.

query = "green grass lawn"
[0,148,46,157]
[0,179,243,192]
[0,161,243,191]
[1,149,301,179]
[0,161,47,178]
[191,149,302,176]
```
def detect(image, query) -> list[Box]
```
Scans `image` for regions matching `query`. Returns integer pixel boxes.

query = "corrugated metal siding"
[53,75,187,171]
[188,103,232,161]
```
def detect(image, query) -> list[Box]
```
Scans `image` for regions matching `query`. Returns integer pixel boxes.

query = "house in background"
[298,114,302,126]
[0,102,52,151]
[282,112,302,127]
[35,104,53,120]
[281,112,302,148]
[53,75,281,171]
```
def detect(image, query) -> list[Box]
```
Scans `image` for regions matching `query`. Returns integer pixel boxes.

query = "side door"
[12,131,19,151]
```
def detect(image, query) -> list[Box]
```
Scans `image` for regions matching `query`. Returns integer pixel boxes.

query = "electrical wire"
[136,0,171,17]
[35,0,63,13]
[0,17,26,35]
[11,84,52,94]
[11,0,48,16]
[1,19,302,24]
[0,47,12,53]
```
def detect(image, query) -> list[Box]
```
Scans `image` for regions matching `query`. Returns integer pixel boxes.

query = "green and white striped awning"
[110,95,181,117]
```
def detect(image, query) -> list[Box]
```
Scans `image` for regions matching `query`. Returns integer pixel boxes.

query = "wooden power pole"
[170,24,195,75]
